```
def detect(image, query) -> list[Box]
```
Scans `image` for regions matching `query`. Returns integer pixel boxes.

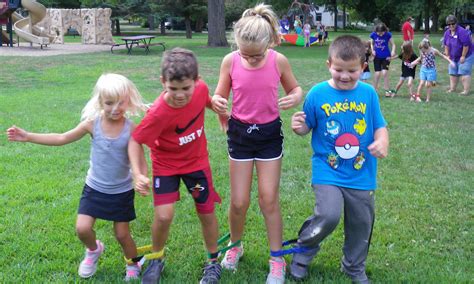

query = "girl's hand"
[6,125,28,142]
[134,174,150,196]
[218,113,229,132]
[211,95,228,115]
[279,92,303,110]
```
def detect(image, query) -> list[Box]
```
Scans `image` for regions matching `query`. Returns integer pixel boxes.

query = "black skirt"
[78,184,136,222]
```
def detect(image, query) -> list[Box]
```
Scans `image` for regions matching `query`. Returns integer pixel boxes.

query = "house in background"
[310,5,348,28]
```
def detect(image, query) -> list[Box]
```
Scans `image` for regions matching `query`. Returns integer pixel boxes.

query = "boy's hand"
[134,174,150,196]
[211,95,228,115]
[6,125,28,142]
[368,138,388,158]
[291,111,309,135]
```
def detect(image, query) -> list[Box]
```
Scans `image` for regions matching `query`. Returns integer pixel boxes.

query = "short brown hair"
[328,35,366,65]
[161,47,198,81]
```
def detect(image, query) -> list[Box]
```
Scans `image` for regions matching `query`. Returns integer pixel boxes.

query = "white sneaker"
[266,258,286,284]
[78,240,104,278]
[220,244,244,270]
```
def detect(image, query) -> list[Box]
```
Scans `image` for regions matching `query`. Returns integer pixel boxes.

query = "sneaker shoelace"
[203,263,221,280]
[270,260,286,278]
[225,247,241,263]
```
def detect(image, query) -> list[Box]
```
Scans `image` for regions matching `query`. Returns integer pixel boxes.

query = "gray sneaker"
[141,259,165,284]
[199,262,222,284]
[289,246,319,280]
[341,266,370,284]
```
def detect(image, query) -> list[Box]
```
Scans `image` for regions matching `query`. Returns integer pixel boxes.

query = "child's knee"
[76,223,93,237]
[115,231,131,244]
[258,194,278,213]
[154,210,174,225]
[230,199,250,215]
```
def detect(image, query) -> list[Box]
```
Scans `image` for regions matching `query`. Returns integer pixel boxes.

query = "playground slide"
[13,0,49,45]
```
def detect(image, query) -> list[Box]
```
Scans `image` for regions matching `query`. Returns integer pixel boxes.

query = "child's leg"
[407,77,414,96]
[382,69,390,92]
[152,204,175,252]
[416,80,425,101]
[425,81,432,102]
[255,159,283,252]
[373,71,381,91]
[340,187,375,282]
[394,78,404,94]
[197,213,219,256]
[76,214,97,249]
[228,160,254,243]
[113,222,138,259]
[290,184,343,280]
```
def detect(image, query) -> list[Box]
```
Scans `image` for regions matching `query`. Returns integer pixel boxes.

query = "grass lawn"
[0,30,472,283]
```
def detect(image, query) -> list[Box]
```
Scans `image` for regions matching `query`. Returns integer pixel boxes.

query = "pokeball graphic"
[334,133,360,159]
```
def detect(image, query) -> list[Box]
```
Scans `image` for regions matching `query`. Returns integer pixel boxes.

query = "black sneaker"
[141,259,165,284]
[199,262,222,284]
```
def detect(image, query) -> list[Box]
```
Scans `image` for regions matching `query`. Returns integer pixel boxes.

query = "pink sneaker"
[220,244,244,270]
[78,240,104,278]
[266,258,286,284]
[125,263,141,281]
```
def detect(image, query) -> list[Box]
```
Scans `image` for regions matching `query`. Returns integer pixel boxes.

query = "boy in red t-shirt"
[128,47,227,284]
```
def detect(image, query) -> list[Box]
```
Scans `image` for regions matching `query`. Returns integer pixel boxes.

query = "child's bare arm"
[128,137,150,196]
[389,38,396,57]
[291,111,310,136]
[277,53,304,109]
[434,48,454,65]
[7,121,91,146]
[368,127,389,158]
[212,54,232,116]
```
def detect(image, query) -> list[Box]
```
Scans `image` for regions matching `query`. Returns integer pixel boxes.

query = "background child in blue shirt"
[290,35,389,284]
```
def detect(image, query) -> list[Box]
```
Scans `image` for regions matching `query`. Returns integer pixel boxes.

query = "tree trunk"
[195,17,203,33]
[431,5,439,32]
[424,0,430,33]
[333,0,338,32]
[148,15,155,30]
[415,12,422,31]
[343,3,346,29]
[160,19,166,35]
[115,19,121,36]
[185,17,192,39]
[207,0,228,47]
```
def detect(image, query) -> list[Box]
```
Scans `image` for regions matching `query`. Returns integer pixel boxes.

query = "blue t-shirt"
[370,31,392,59]
[303,81,387,190]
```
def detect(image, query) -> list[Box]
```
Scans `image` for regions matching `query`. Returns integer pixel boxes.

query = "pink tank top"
[230,49,281,124]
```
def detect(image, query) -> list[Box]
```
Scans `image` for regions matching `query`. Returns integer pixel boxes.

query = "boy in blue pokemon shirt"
[290,35,389,284]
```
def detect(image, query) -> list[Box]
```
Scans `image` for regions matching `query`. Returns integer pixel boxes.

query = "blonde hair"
[418,38,431,50]
[233,3,279,49]
[81,73,148,121]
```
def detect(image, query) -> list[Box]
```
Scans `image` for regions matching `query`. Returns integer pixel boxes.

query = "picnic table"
[110,35,165,55]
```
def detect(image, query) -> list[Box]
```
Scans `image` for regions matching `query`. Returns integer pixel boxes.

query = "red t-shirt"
[402,21,414,41]
[132,80,212,176]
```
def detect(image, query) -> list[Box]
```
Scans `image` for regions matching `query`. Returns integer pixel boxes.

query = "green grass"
[0,30,473,283]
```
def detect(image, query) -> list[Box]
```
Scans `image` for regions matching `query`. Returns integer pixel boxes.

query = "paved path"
[0,43,111,57]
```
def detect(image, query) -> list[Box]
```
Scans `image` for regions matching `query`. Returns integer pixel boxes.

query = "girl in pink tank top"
[211,3,304,283]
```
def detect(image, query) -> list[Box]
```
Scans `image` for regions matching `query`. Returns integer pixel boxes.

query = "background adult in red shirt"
[402,17,414,46]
